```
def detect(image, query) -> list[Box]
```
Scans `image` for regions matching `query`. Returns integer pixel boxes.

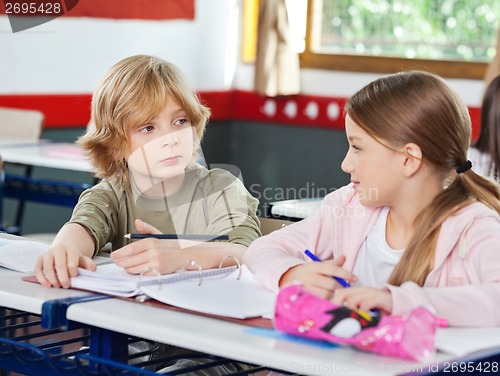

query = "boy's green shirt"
[69,166,261,255]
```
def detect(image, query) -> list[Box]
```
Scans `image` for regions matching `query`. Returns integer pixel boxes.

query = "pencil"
[124,234,229,241]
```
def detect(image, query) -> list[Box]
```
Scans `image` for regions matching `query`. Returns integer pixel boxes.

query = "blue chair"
[0,155,92,236]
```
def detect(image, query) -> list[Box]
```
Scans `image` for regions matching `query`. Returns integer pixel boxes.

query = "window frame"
[300,0,490,79]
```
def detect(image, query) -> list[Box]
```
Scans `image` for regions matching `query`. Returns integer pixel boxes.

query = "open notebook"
[0,237,50,273]
[0,237,111,273]
[70,262,275,319]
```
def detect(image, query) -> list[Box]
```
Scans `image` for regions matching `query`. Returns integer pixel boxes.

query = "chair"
[0,107,91,239]
[259,217,293,235]
[0,106,44,140]
[0,107,45,235]
[0,156,91,238]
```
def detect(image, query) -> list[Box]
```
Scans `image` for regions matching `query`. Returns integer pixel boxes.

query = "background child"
[468,74,500,181]
[244,70,500,327]
[35,54,261,288]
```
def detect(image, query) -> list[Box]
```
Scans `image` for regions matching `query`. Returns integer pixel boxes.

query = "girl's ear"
[402,143,423,177]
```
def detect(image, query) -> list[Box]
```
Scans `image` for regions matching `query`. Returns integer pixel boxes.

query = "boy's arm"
[34,222,96,288]
[173,241,246,270]
[111,236,246,275]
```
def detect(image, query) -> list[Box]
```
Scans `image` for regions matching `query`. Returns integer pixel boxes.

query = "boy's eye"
[175,117,189,126]
[139,124,155,133]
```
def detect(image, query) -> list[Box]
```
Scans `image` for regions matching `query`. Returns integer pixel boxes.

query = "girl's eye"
[351,145,361,152]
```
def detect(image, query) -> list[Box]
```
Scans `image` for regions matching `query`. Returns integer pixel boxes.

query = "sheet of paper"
[0,238,50,273]
[139,265,276,319]
[436,327,500,356]
[70,262,237,297]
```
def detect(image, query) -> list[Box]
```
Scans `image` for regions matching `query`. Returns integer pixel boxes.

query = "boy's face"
[126,96,195,194]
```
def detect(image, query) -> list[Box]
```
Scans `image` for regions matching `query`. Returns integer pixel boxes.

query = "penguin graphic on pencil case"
[320,306,380,338]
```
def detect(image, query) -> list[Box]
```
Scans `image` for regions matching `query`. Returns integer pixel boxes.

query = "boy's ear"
[113,145,129,162]
[402,143,422,177]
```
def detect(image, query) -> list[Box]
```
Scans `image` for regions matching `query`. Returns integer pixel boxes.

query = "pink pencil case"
[274,284,437,361]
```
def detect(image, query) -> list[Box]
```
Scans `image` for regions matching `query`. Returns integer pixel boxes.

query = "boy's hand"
[279,255,357,299]
[112,218,181,274]
[134,219,161,234]
[34,245,96,289]
[111,238,186,275]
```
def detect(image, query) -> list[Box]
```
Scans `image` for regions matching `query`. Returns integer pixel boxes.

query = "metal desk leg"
[89,326,128,363]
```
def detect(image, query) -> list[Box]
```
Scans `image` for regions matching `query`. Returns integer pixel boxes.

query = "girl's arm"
[388,218,500,327]
[244,189,357,292]
[34,222,96,288]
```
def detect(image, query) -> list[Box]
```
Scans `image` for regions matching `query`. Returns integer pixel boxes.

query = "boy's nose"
[161,131,179,146]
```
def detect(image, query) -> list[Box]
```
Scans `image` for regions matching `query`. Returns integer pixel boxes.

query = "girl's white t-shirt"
[352,206,404,288]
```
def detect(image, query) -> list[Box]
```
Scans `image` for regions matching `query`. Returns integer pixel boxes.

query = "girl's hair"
[472,75,500,179]
[78,55,211,187]
[345,70,500,286]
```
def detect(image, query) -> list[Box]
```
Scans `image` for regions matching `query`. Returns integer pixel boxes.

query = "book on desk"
[0,237,50,273]
[66,262,275,319]
[1,235,275,320]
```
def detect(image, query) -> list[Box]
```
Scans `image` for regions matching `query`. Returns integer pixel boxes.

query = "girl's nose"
[341,152,352,173]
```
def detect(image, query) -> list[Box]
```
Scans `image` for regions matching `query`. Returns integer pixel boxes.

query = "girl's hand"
[279,255,358,300]
[34,245,96,289]
[332,286,393,314]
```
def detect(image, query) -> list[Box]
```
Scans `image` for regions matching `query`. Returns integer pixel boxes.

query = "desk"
[0,140,94,235]
[67,298,443,376]
[0,139,93,172]
[270,198,323,220]
[2,267,500,376]
[63,294,500,376]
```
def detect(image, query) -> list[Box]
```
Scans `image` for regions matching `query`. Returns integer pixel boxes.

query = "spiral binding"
[135,257,242,292]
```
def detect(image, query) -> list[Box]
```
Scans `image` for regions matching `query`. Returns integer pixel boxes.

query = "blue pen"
[304,249,351,288]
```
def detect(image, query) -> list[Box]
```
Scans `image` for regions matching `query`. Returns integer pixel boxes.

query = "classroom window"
[302,0,499,79]
[241,0,308,63]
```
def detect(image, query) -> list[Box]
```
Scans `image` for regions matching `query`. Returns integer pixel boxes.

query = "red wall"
[0,91,481,140]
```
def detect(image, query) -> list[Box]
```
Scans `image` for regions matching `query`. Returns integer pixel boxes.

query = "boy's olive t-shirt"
[68,166,261,255]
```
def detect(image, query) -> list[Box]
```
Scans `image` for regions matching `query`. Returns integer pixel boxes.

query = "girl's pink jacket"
[244,185,500,327]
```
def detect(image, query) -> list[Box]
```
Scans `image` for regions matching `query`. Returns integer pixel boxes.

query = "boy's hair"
[473,75,500,180]
[78,55,211,187]
[345,70,500,287]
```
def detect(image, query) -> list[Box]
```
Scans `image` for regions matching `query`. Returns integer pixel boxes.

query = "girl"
[244,70,500,327]
[468,75,500,181]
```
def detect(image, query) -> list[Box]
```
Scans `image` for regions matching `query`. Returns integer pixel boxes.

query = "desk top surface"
[2,231,500,376]
[271,198,323,219]
[0,139,93,172]
[67,297,455,376]
[0,268,92,314]
[3,265,500,375]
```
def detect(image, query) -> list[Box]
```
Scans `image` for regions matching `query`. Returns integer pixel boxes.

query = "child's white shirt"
[352,206,404,288]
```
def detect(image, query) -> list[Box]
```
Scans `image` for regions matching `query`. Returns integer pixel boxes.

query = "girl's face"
[126,96,195,193]
[341,114,404,207]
